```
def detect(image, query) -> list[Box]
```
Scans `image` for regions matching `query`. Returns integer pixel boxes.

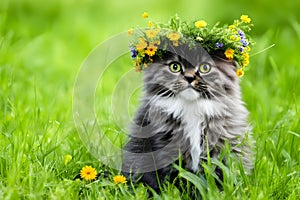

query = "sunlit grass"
[0,0,300,199]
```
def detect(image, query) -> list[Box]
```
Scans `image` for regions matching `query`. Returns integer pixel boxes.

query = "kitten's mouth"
[178,87,200,101]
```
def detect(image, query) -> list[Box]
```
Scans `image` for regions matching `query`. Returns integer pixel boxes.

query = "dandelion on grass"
[80,166,97,181]
[113,175,127,184]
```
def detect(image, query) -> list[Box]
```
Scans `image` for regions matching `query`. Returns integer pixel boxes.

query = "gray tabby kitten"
[122,44,253,191]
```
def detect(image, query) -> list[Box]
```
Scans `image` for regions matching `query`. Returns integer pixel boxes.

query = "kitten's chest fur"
[153,97,225,171]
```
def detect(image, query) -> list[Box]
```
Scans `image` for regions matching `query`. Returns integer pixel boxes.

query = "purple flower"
[240,38,249,47]
[239,46,244,52]
[215,42,223,48]
[130,47,137,59]
[238,30,245,38]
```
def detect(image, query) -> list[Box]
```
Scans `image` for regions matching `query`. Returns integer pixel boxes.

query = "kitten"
[122,44,253,191]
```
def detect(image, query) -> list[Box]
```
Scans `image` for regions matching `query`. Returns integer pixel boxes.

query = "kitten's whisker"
[207,89,225,104]
[144,87,173,108]
[138,107,151,132]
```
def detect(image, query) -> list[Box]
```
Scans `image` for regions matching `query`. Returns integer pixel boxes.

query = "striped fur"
[122,46,254,191]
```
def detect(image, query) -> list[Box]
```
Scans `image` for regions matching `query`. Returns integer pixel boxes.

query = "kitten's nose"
[184,75,195,84]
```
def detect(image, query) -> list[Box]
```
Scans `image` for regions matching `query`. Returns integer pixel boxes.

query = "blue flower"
[215,42,223,48]
[239,46,244,52]
[238,30,245,38]
[130,47,137,59]
[240,38,249,47]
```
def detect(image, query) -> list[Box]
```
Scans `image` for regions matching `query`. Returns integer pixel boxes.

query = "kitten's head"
[143,44,240,102]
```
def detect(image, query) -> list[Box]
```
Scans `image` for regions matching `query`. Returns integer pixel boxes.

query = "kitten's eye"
[199,63,211,74]
[169,62,182,73]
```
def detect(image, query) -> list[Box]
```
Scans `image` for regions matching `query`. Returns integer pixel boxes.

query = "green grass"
[1,0,300,199]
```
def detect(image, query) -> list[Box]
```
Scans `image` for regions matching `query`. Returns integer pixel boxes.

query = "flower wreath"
[128,13,254,77]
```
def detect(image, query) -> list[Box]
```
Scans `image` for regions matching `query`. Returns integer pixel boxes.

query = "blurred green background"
[1,0,300,199]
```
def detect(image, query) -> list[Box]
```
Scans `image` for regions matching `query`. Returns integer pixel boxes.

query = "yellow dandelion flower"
[136,38,147,51]
[242,53,250,67]
[142,12,148,18]
[243,52,249,60]
[236,69,244,77]
[229,25,235,29]
[230,35,236,40]
[240,15,251,23]
[127,28,133,36]
[224,49,234,60]
[195,20,207,28]
[242,59,249,68]
[80,166,97,181]
[145,44,157,56]
[148,21,153,28]
[167,32,180,41]
[146,29,158,38]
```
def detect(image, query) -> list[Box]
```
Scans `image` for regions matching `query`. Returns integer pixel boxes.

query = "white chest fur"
[153,93,224,172]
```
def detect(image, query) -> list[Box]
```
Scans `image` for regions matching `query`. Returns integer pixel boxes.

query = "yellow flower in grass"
[136,38,147,51]
[113,175,127,184]
[240,15,251,23]
[145,44,157,56]
[146,29,158,38]
[168,32,180,41]
[142,12,148,18]
[236,69,244,77]
[224,48,234,60]
[195,20,207,28]
[80,166,97,181]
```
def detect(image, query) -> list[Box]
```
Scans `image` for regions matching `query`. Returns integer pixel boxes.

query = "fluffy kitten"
[122,44,253,191]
